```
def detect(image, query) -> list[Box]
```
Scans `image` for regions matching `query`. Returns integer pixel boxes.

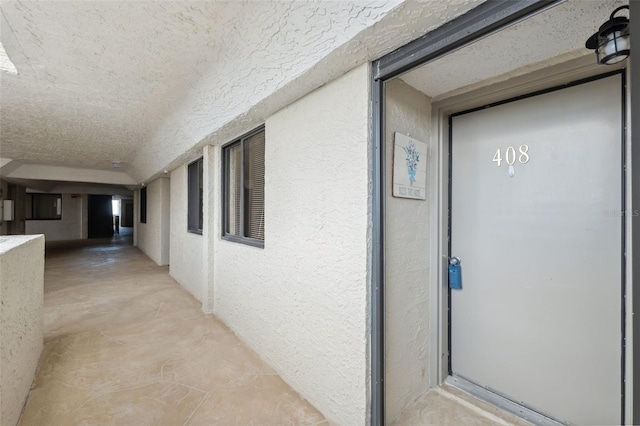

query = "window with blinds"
[226,144,242,236]
[188,158,203,234]
[223,127,265,247]
[140,187,147,223]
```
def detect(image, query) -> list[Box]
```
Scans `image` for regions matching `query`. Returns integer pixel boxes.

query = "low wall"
[0,235,45,426]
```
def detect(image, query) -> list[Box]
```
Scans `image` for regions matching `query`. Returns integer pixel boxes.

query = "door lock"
[448,256,462,289]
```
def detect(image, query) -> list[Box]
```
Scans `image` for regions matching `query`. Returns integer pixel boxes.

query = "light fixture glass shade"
[597,28,630,65]
[585,6,630,65]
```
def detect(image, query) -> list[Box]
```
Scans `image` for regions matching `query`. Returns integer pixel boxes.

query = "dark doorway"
[121,200,134,227]
[88,195,114,238]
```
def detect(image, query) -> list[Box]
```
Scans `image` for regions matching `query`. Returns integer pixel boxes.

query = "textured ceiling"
[0,0,485,184]
[400,0,628,100]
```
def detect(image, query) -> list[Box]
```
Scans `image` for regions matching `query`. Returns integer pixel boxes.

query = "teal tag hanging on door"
[448,257,462,289]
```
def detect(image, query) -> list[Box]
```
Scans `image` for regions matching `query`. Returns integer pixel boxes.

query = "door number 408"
[492,145,530,166]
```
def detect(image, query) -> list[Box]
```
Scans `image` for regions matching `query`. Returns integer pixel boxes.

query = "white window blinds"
[244,131,265,240]
[226,144,242,236]
[223,127,265,244]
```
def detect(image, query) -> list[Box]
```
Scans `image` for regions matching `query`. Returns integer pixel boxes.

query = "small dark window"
[222,127,265,247]
[140,187,147,223]
[188,158,204,234]
[25,193,62,220]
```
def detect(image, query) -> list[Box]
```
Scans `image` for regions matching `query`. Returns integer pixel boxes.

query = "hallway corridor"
[19,237,326,425]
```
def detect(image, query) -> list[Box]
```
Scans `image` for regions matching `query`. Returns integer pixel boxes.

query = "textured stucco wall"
[201,144,218,313]
[169,165,204,301]
[384,79,432,422]
[214,64,370,425]
[0,235,44,426]
[136,178,170,266]
[25,193,86,241]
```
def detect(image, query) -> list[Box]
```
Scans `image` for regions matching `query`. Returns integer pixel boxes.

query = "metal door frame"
[369,1,639,424]
[446,70,627,425]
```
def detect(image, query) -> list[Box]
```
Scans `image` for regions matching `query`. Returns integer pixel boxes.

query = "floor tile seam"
[153,299,166,318]
[197,330,234,337]
[66,381,168,415]
[74,380,166,407]
[182,390,210,426]
[434,387,515,426]
[160,358,172,383]
[190,374,274,394]
[97,330,128,346]
[47,378,96,394]
[162,380,209,394]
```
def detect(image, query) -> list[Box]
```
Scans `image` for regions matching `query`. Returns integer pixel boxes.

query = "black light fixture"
[586,5,630,65]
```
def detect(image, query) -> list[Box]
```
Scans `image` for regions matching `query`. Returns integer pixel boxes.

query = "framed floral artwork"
[392,132,427,200]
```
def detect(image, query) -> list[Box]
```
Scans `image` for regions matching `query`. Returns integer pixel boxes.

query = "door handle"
[449,256,461,266]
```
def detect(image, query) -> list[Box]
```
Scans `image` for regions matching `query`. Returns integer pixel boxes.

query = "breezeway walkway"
[17,233,531,425]
[19,235,326,425]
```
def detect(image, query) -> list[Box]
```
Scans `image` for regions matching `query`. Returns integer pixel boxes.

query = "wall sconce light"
[585,5,630,65]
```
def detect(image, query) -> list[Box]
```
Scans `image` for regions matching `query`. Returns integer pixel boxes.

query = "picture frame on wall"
[392,132,427,200]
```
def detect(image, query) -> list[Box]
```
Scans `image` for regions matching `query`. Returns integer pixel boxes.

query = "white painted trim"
[428,90,450,388]
[625,65,633,425]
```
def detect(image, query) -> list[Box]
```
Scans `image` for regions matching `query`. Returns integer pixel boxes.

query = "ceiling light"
[0,42,17,75]
[585,6,630,65]
[112,161,122,169]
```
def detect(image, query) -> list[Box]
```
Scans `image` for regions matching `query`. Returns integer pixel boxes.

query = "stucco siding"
[213,63,371,425]
[136,178,170,266]
[25,194,87,241]
[0,235,44,426]
[170,164,204,302]
[384,79,432,422]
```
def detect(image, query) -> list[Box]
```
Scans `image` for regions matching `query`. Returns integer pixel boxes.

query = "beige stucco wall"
[0,235,44,426]
[384,79,432,422]
[169,165,204,301]
[136,178,170,266]
[212,63,371,425]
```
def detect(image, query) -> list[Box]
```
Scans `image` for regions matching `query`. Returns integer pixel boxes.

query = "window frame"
[25,193,62,220]
[221,126,265,248]
[140,187,147,224]
[187,157,204,235]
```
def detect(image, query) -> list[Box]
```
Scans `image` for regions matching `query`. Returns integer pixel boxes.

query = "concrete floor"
[393,385,533,426]
[18,232,531,426]
[19,233,326,425]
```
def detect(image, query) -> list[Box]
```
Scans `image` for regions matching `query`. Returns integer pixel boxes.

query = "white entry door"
[449,73,624,425]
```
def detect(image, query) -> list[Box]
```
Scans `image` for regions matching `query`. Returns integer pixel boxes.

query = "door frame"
[440,67,628,425]
[369,1,638,424]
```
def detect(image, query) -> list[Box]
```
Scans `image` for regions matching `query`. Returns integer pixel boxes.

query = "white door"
[449,74,624,425]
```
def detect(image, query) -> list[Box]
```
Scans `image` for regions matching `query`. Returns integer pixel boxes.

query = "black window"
[140,187,147,223]
[222,127,265,247]
[26,193,62,220]
[188,158,204,234]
